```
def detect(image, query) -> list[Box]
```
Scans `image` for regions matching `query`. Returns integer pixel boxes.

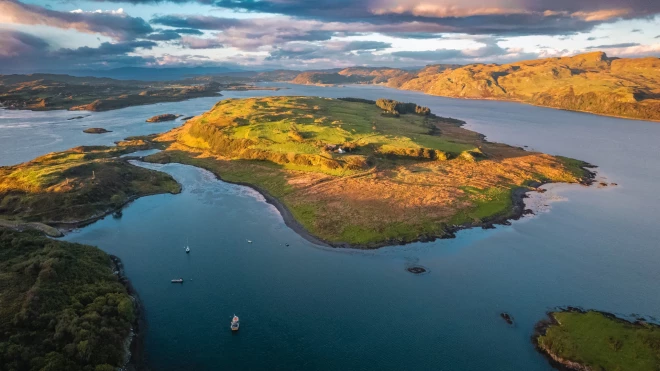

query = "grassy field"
[289,52,660,121]
[0,140,180,227]
[0,229,134,371]
[536,310,660,371]
[149,96,592,247]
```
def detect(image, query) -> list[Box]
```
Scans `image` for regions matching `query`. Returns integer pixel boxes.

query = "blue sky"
[1,0,659,72]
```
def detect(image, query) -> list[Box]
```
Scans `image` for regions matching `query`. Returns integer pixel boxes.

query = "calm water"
[2,84,660,370]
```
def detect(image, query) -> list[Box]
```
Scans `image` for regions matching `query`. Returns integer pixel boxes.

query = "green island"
[0,139,180,236]
[144,96,594,247]
[534,309,660,371]
[0,229,136,371]
[288,52,660,122]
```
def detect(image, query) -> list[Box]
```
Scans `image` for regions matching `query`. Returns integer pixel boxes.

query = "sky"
[0,0,659,73]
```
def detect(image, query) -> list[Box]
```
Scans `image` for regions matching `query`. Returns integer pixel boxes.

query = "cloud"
[267,40,392,61]
[0,36,157,72]
[0,0,152,41]
[173,28,204,35]
[179,36,225,49]
[146,30,183,41]
[586,42,641,49]
[0,30,50,58]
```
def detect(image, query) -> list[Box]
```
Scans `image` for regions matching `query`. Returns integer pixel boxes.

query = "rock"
[500,312,514,325]
[599,182,608,187]
[482,223,496,229]
[610,182,618,186]
[523,209,535,215]
[83,127,111,134]
[68,115,86,120]
[407,266,427,274]
[146,114,181,123]
[180,116,195,121]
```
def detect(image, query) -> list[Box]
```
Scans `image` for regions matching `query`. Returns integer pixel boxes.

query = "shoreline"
[532,307,660,371]
[285,82,660,123]
[152,157,597,250]
[110,255,149,371]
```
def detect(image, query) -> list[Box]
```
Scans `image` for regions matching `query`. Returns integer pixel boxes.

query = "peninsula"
[0,139,180,236]
[534,309,660,371]
[146,96,594,247]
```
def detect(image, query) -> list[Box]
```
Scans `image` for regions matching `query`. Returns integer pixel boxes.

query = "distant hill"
[68,66,244,81]
[286,53,660,121]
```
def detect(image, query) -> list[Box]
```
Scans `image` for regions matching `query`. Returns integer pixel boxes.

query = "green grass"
[537,311,660,371]
[182,97,477,175]
[0,144,181,224]
[0,229,134,371]
[450,187,514,225]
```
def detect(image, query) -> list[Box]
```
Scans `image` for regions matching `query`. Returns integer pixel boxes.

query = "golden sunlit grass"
[149,96,592,247]
[0,142,180,225]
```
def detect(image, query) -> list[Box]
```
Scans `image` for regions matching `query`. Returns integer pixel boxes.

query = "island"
[145,96,594,248]
[0,139,181,236]
[83,127,112,134]
[0,228,138,371]
[146,114,181,123]
[534,309,660,371]
[287,52,660,122]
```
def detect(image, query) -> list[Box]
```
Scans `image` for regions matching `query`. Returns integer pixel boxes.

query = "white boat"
[171,278,184,283]
[185,246,190,253]
[231,315,240,331]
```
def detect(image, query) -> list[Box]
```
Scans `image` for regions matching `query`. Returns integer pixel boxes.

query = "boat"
[231,315,240,331]
[112,210,122,218]
[246,239,252,243]
[171,278,184,283]
[185,246,190,253]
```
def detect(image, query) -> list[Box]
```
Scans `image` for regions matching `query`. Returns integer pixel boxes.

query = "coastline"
[286,82,660,123]
[110,255,149,371]
[532,307,660,371]
[152,156,597,250]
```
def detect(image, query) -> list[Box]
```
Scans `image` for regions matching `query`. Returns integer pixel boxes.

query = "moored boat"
[231,315,240,331]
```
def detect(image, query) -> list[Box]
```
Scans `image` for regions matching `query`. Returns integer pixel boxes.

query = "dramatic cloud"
[0,37,157,72]
[0,0,152,41]
[267,40,392,60]
[0,30,49,58]
[586,43,642,49]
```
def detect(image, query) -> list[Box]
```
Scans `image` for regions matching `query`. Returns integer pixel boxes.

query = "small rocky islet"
[146,114,181,123]
[83,127,112,134]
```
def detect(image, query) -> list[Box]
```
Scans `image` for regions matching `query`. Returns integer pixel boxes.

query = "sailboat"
[231,315,240,331]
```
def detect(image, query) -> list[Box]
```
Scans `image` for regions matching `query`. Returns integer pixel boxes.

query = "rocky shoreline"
[110,255,148,371]
[161,158,596,250]
[532,307,660,371]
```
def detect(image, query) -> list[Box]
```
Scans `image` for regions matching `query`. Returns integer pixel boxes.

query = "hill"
[0,139,180,234]
[287,52,660,121]
[0,229,136,371]
[146,96,593,247]
[0,74,222,111]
